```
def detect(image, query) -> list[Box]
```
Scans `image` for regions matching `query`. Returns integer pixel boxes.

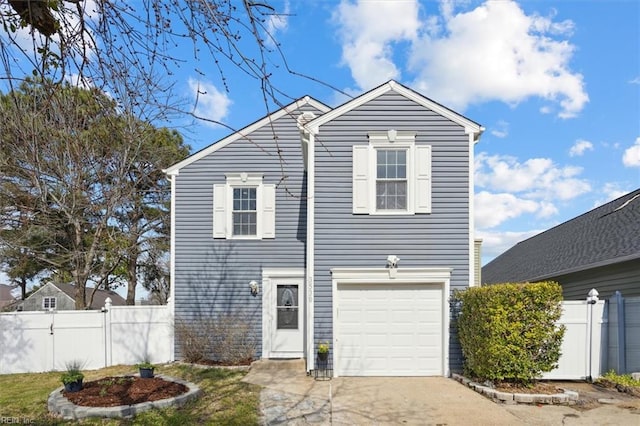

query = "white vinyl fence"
[541,299,606,380]
[0,299,173,374]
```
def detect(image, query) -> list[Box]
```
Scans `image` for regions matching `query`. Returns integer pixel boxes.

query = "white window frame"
[213,173,275,239]
[43,296,56,310]
[353,130,431,215]
[231,186,258,237]
[373,143,411,214]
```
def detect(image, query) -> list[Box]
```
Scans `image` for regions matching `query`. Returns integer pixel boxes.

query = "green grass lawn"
[0,363,261,425]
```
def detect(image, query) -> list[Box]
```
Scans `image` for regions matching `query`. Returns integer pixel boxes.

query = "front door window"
[277,285,298,329]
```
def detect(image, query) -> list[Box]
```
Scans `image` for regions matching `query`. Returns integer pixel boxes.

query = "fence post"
[587,289,599,381]
[614,291,626,373]
[103,297,113,367]
[168,297,175,362]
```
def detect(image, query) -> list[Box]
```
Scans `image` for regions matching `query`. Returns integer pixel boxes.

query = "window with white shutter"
[352,130,431,215]
[213,173,276,239]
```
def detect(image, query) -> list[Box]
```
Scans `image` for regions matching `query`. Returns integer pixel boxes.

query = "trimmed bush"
[175,313,258,364]
[451,281,565,384]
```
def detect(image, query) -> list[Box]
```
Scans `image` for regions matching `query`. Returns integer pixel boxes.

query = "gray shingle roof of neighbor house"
[53,282,127,308]
[482,188,640,284]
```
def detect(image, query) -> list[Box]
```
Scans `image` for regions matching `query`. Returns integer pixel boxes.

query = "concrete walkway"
[242,360,640,425]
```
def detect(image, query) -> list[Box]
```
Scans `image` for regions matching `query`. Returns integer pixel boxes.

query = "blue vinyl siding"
[173,104,322,358]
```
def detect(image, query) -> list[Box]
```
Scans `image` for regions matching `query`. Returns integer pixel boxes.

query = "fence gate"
[541,299,605,380]
[0,310,106,374]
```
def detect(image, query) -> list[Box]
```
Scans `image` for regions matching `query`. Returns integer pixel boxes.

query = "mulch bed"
[63,376,188,407]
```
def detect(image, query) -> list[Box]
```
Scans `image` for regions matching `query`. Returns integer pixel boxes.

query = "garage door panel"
[336,283,443,376]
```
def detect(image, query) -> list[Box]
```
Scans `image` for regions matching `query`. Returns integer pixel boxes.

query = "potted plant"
[317,341,329,363]
[61,360,84,392]
[136,360,156,378]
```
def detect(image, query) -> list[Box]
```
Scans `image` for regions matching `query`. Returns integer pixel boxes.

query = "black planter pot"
[317,351,328,362]
[139,367,155,378]
[64,380,83,393]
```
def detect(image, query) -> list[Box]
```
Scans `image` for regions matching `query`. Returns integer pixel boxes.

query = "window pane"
[277,285,298,329]
[397,150,406,164]
[233,188,241,210]
[397,165,406,179]
[233,212,257,236]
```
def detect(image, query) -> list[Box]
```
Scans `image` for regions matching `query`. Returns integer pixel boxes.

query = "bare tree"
[0,79,187,308]
[0,1,334,122]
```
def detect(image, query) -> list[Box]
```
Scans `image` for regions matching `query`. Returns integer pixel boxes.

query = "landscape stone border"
[452,373,578,405]
[48,374,202,420]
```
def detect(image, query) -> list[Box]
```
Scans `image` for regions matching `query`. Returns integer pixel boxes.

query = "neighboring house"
[0,284,17,310]
[482,189,640,300]
[17,282,126,311]
[165,80,484,377]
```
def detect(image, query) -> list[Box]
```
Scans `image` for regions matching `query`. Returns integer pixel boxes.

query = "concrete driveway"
[242,360,640,425]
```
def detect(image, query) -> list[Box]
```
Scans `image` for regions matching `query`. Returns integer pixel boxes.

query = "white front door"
[262,269,305,358]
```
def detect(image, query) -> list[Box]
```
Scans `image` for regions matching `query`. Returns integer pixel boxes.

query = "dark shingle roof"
[482,188,640,284]
[54,282,127,309]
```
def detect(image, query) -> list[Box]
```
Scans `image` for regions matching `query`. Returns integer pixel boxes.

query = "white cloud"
[475,191,539,228]
[265,0,290,47]
[630,76,640,85]
[475,152,591,200]
[476,229,542,265]
[411,0,588,118]
[490,120,509,138]
[188,78,232,127]
[333,0,588,118]
[592,183,633,207]
[333,0,420,89]
[622,137,640,167]
[569,139,593,157]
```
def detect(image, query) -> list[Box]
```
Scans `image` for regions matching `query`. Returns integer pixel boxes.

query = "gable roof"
[164,96,331,175]
[28,282,127,309]
[54,282,127,308]
[482,188,640,284]
[306,80,484,140]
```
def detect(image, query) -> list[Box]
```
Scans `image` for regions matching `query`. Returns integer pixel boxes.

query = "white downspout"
[305,131,316,372]
[467,128,483,287]
[168,171,177,361]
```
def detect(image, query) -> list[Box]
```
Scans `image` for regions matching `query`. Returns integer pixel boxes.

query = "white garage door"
[336,283,443,376]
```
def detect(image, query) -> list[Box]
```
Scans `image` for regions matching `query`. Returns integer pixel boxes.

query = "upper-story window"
[213,173,275,239]
[233,187,257,236]
[376,149,407,211]
[353,130,431,215]
[43,296,56,310]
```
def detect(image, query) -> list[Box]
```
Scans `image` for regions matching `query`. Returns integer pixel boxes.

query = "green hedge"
[451,281,565,384]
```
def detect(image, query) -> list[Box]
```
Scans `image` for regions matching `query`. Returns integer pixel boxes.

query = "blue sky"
[175,0,639,264]
[1,0,639,274]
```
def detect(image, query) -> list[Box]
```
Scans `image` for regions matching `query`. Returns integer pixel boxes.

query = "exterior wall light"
[249,280,259,296]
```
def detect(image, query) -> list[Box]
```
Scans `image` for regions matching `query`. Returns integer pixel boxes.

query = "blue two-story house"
[165,80,483,376]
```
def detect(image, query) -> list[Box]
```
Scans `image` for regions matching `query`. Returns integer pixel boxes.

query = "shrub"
[451,281,565,385]
[597,370,640,388]
[175,318,214,363]
[175,313,257,364]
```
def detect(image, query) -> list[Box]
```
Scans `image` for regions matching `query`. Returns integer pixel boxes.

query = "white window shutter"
[262,184,276,238]
[213,184,227,238]
[415,145,432,213]
[352,145,370,214]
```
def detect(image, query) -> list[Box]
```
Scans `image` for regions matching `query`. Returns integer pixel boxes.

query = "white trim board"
[164,97,330,175]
